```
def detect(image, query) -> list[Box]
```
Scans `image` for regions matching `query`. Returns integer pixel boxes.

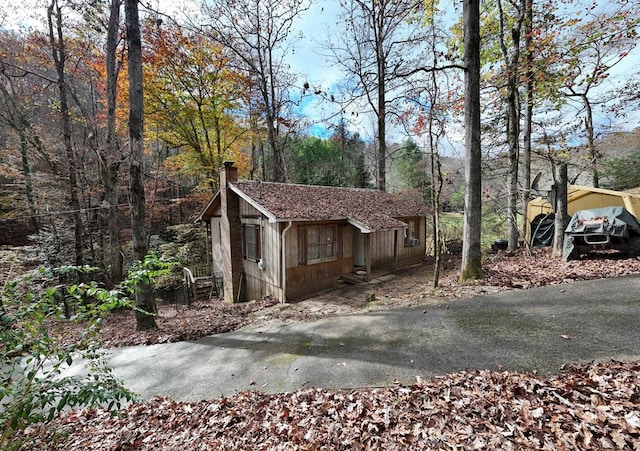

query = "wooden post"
[365,234,372,282]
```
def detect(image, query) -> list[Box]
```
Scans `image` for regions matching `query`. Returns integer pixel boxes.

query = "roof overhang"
[348,217,409,233]
[230,183,277,221]
[196,190,221,223]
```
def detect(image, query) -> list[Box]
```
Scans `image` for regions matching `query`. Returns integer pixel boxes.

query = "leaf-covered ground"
[53,248,640,349]
[17,360,640,450]
[12,248,640,449]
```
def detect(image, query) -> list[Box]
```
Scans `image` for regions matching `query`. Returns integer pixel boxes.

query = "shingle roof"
[233,181,429,232]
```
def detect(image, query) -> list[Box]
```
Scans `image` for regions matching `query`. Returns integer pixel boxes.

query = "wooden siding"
[210,197,286,302]
[397,216,427,268]
[239,200,283,301]
[240,199,261,217]
[369,216,426,270]
[286,258,352,300]
[284,222,353,301]
[210,199,427,302]
[369,230,396,269]
[285,222,353,269]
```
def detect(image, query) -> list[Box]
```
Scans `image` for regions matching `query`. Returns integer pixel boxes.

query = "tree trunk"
[553,162,568,255]
[497,0,525,252]
[125,0,156,330]
[520,0,533,240]
[48,0,84,267]
[264,45,287,183]
[266,111,286,182]
[430,124,444,288]
[377,45,387,192]
[103,0,123,285]
[460,0,484,282]
[426,50,444,287]
[582,95,599,188]
[506,92,520,252]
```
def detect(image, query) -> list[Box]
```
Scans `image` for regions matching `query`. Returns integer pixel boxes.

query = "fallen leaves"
[14,249,640,449]
[482,248,640,289]
[17,360,640,450]
[49,297,279,349]
[45,248,640,350]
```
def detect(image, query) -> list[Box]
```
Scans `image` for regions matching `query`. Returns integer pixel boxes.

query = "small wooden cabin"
[199,162,429,303]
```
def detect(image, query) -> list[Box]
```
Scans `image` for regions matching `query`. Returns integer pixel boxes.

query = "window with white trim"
[404,218,420,247]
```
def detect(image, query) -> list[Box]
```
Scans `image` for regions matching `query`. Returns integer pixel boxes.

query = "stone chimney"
[219,162,243,302]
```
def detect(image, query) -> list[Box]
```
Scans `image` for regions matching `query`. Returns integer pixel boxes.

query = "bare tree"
[0,44,40,233]
[520,0,534,240]
[125,0,156,330]
[559,2,639,188]
[406,5,455,287]
[47,0,84,266]
[460,0,483,282]
[327,0,428,192]
[427,85,446,287]
[198,0,310,183]
[496,0,527,252]
[102,0,124,284]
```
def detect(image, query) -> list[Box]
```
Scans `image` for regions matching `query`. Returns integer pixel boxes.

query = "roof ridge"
[234,180,381,192]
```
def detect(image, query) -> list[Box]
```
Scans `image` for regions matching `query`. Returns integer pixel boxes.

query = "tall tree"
[288,127,369,188]
[496,0,527,251]
[558,1,639,188]
[199,0,310,183]
[394,139,425,191]
[418,26,451,287]
[520,0,534,239]
[460,0,483,282]
[0,33,40,233]
[102,0,125,284]
[327,120,371,188]
[603,151,640,190]
[125,0,156,330]
[328,0,428,192]
[47,0,84,266]
[403,3,461,286]
[476,0,529,251]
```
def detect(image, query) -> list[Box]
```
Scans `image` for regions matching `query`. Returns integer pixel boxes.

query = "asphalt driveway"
[106,274,640,402]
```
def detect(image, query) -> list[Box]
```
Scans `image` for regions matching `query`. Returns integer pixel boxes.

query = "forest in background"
[1,0,639,286]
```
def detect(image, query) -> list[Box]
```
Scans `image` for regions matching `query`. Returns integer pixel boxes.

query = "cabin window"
[301,225,336,264]
[243,224,261,261]
[404,218,420,247]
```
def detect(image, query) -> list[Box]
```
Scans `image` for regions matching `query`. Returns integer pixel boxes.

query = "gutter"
[281,221,293,304]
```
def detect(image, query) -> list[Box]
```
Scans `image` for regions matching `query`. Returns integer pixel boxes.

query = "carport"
[526,185,640,246]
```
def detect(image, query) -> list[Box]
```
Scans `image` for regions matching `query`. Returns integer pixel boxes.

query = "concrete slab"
[106,274,640,402]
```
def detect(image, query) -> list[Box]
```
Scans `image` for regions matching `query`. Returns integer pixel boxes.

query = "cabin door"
[353,230,366,267]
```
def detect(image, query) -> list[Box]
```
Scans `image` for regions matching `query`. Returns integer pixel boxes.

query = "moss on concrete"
[455,308,545,338]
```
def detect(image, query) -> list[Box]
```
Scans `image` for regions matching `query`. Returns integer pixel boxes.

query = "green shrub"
[0,265,139,449]
[150,224,209,291]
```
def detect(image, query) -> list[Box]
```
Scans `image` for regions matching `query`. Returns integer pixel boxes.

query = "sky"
[2,0,638,147]
[282,0,640,146]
